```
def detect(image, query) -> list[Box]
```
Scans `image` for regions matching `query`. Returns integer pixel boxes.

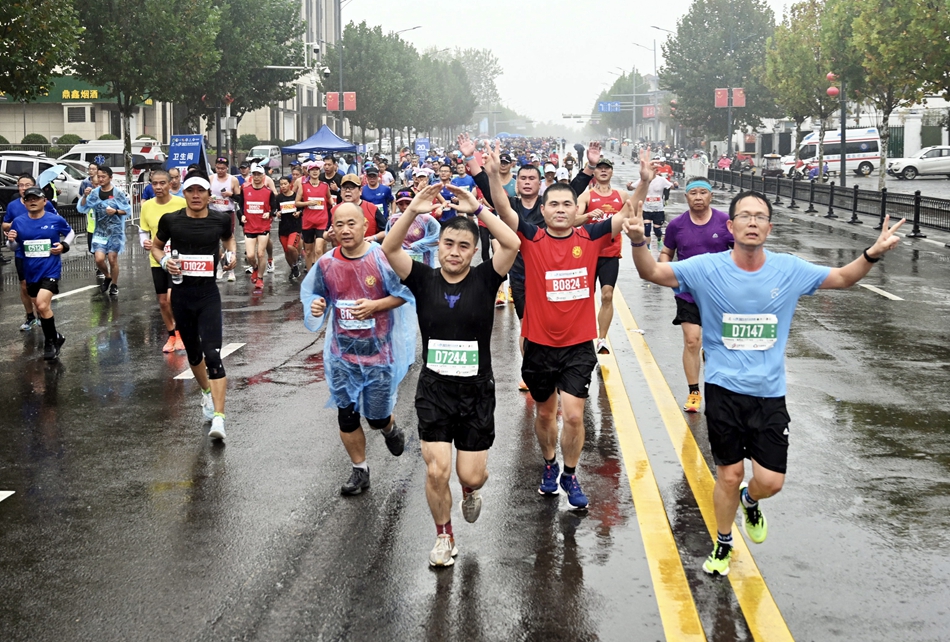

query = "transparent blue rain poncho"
[385,211,441,268]
[77,187,131,254]
[301,244,416,419]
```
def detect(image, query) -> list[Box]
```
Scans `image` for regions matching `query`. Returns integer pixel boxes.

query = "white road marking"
[52,284,100,300]
[174,342,246,380]
[0,491,14,503]
[859,283,904,301]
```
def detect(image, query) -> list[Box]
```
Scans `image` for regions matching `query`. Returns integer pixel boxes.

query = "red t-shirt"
[331,199,382,237]
[586,188,625,258]
[301,181,331,230]
[517,219,614,347]
[242,184,274,234]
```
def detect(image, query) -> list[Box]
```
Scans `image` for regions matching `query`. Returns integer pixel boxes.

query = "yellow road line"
[613,288,795,642]
[597,338,706,641]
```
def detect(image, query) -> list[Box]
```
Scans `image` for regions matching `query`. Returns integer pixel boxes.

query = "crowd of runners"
[2,134,905,573]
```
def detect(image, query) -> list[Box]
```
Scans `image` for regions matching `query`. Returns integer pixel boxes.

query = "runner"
[497,151,517,198]
[209,157,241,282]
[300,202,413,496]
[384,190,440,267]
[138,169,186,353]
[327,174,387,245]
[152,174,238,441]
[662,177,734,413]
[381,180,520,567]
[576,153,629,355]
[167,167,184,197]
[296,162,332,271]
[626,172,677,249]
[240,165,278,290]
[5,187,73,360]
[489,143,652,508]
[77,166,131,297]
[540,164,557,195]
[276,176,303,280]
[624,190,904,576]
[360,166,395,219]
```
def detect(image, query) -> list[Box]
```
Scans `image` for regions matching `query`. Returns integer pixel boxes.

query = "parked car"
[57,138,165,186]
[886,146,950,180]
[245,145,282,170]
[0,171,20,212]
[0,151,83,205]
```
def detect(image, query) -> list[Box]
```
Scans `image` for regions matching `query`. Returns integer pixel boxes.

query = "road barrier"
[668,163,950,233]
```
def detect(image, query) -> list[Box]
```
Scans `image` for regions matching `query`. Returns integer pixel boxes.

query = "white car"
[0,151,84,205]
[886,146,950,179]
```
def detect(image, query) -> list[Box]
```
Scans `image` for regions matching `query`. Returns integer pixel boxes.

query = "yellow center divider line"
[597,337,706,641]
[612,288,794,642]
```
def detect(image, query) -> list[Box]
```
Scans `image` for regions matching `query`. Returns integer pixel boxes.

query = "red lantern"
[826,72,837,82]
[827,86,840,97]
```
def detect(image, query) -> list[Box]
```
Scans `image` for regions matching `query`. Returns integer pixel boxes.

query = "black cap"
[365,166,379,175]
[22,186,45,199]
[499,152,512,163]
[239,161,250,169]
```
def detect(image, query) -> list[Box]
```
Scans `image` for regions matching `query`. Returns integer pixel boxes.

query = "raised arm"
[381,183,443,279]
[447,184,520,276]
[484,141,518,232]
[819,215,904,289]
[622,199,679,288]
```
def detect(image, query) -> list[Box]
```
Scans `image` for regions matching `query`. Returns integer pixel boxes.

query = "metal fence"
[669,163,950,236]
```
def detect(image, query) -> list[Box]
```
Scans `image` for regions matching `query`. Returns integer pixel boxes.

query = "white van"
[245,145,282,170]
[58,139,166,185]
[782,128,881,177]
[0,151,84,205]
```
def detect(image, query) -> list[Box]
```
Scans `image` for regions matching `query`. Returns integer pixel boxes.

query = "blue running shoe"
[538,461,560,496]
[559,474,589,509]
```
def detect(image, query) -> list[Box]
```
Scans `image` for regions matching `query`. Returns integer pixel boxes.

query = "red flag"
[343,92,357,111]
[715,88,728,108]
[642,105,656,119]
[325,92,339,111]
[732,88,746,108]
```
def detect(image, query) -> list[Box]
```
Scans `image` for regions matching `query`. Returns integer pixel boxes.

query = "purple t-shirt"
[663,207,734,303]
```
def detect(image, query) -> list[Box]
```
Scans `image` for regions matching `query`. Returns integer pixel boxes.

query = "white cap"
[182,176,211,191]
[250,164,265,174]
[555,167,570,180]
[544,164,557,174]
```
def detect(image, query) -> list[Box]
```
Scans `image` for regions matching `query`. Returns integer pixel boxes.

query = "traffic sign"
[598,101,621,113]
[414,138,430,155]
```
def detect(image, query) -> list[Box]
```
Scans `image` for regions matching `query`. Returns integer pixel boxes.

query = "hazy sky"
[343,0,791,127]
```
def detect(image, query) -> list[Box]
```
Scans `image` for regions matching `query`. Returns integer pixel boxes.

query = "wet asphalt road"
[1,160,949,641]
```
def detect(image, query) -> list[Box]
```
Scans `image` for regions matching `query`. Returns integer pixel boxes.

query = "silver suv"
[886,146,950,180]
[0,151,84,205]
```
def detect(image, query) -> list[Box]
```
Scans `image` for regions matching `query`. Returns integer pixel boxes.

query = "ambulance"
[781,128,881,177]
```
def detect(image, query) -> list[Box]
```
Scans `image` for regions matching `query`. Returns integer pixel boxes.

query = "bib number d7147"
[721,313,778,350]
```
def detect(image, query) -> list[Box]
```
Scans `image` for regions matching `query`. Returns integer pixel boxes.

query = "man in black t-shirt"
[152,174,238,442]
[381,179,520,568]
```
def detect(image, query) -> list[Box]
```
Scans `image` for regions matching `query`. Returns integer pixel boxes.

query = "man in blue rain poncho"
[77,166,131,297]
[385,190,441,268]
[301,202,416,496]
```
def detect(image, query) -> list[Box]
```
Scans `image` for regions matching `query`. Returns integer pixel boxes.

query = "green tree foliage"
[74,0,220,190]
[915,1,950,100]
[0,1,80,102]
[660,0,779,139]
[238,134,260,151]
[22,133,49,145]
[590,70,649,137]
[453,48,502,111]
[179,0,305,130]
[763,0,837,168]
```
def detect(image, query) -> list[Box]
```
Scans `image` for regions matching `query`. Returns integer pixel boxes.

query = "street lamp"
[632,40,659,143]
[393,25,421,35]
[827,72,847,187]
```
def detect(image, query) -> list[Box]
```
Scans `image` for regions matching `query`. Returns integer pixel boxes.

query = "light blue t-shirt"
[670,249,831,398]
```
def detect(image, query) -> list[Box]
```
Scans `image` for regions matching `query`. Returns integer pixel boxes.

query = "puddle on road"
[238,352,325,389]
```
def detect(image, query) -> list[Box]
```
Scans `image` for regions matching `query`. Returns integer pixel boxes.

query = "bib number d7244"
[426,339,478,377]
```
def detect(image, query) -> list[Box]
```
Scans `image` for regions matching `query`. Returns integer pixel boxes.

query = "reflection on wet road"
[1,155,949,641]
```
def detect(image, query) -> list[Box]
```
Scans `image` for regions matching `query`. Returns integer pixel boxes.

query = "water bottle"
[171,249,183,285]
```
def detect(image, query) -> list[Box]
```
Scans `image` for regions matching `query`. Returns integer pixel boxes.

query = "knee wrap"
[338,404,361,433]
[366,415,391,430]
[205,350,226,380]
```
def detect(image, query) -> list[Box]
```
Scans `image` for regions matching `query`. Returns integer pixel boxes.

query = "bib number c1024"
[721,313,778,350]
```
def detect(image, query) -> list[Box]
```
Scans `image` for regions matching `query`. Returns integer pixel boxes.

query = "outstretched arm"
[820,216,904,289]
[484,141,518,231]
[446,184,520,276]
[623,199,679,288]
[381,183,443,279]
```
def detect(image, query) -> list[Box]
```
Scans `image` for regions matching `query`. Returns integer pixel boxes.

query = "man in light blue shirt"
[624,187,905,577]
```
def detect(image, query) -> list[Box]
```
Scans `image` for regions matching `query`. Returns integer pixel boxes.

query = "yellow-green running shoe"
[739,482,768,544]
[702,541,733,576]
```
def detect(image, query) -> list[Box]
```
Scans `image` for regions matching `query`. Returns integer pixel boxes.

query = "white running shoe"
[226,270,236,282]
[201,390,215,421]
[266,260,275,273]
[460,489,483,523]
[209,415,226,440]
[428,534,458,567]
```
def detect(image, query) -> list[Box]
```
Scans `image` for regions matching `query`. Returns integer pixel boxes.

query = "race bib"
[280,201,297,215]
[307,198,325,210]
[722,314,778,350]
[178,254,215,277]
[212,195,230,206]
[408,251,424,263]
[23,239,51,258]
[246,202,264,215]
[545,268,589,302]
[426,339,479,377]
[337,300,375,330]
[92,233,109,246]
[164,240,172,256]
[645,195,662,204]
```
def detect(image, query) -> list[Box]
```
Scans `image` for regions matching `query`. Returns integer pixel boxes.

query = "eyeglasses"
[733,214,771,224]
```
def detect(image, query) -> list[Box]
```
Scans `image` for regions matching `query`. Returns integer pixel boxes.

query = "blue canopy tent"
[495,132,513,139]
[281,125,358,155]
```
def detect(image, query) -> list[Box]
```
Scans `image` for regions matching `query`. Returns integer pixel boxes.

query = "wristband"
[464,155,475,162]
[60,241,70,253]
[587,163,597,170]
[862,247,880,263]
[160,254,170,271]
[473,204,484,217]
[630,240,647,248]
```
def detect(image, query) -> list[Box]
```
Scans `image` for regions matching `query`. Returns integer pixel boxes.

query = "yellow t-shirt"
[140,196,186,267]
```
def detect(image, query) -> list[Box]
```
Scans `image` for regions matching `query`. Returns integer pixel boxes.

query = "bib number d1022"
[177,254,215,277]
[722,313,778,350]
[426,339,478,377]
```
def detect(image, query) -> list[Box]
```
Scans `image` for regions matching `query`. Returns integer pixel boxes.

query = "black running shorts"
[27,278,59,298]
[415,368,496,451]
[151,266,171,295]
[301,228,324,244]
[510,276,526,320]
[596,256,619,289]
[672,296,702,326]
[521,339,598,403]
[704,382,791,474]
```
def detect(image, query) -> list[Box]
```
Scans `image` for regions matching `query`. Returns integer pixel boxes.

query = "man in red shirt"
[241,165,278,289]
[295,163,331,270]
[576,154,629,355]
[328,174,388,245]
[489,143,655,508]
